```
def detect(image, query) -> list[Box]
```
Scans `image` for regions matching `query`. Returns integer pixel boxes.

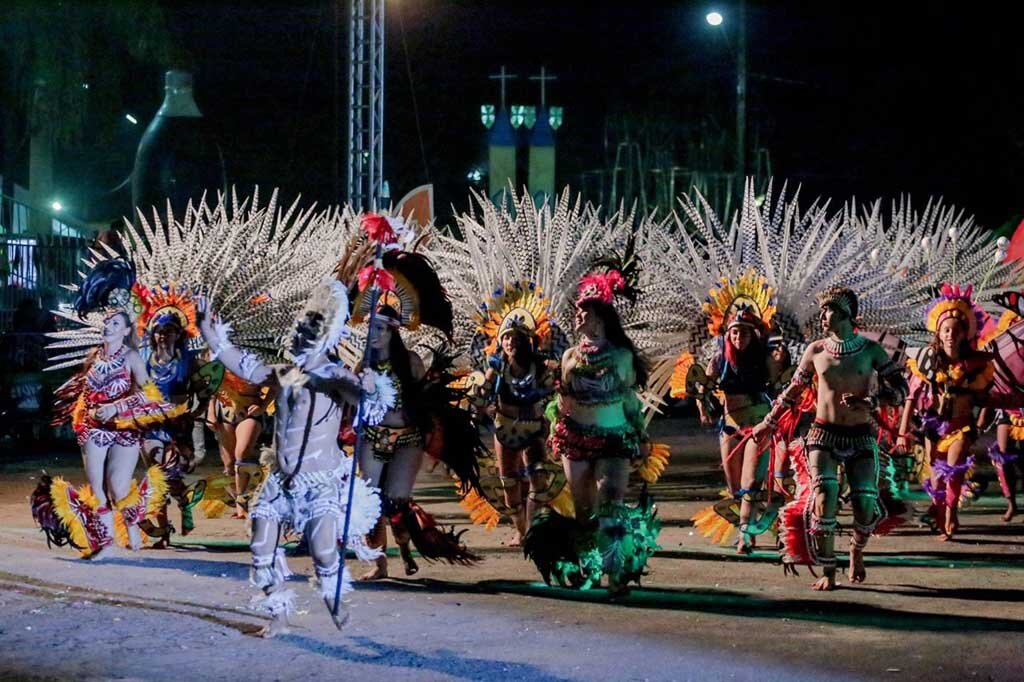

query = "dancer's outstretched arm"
[196,296,276,388]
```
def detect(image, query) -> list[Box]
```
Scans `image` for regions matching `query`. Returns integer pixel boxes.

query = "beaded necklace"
[823,333,867,358]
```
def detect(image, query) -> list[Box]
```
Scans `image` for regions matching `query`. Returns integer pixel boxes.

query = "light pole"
[707,2,747,183]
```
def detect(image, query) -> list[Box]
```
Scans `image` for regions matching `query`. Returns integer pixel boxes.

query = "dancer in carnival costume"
[156,190,392,634]
[31,254,181,558]
[847,199,1024,521]
[469,309,561,546]
[428,191,600,546]
[206,368,275,518]
[752,286,908,590]
[134,285,213,544]
[337,212,485,580]
[536,254,661,596]
[897,284,993,540]
[656,182,908,550]
[691,273,783,554]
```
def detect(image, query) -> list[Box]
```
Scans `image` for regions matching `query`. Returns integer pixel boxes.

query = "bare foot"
[506,531,524,548]
[398,543,419,576]
[736,527,753,555]
[359,557,388,581]
[811,569,837,591]
[942,511,958,540]
[848,547,866,584]
[231,506,248,520]
[1003,501,1017,523]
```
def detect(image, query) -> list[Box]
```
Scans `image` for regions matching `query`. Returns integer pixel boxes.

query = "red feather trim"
[361,213,397,244]
[357,265,395,293]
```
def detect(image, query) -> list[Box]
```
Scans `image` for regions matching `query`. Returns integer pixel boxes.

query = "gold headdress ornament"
[925,282,987,342]
[703,270,776,337]
[134,283,200,342]
[475,280,554,356]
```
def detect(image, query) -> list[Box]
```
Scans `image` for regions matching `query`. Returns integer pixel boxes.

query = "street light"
[50,200,63,212]
[705,2,747,185]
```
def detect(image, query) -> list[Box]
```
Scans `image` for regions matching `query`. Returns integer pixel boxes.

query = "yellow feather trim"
[547,484,576,519]
[113,481,142,512]
[48,477,93,558]
[638,442,671,484]
[142,381,164,402]
[702,269,776,337]
[78,484,101,510]
[979,310,1018,348]
[71,393,88,432]
[919,458,933,485]
[142,465,169,519]
[197,499,229,519]
[669,352,695,399]
[114,508,129,548]
[906,357,928,382]
[691,504,738,546]
[113,401,188,430]
[458,488,501,531]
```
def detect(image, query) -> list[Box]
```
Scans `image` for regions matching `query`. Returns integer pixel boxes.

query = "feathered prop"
[416,343,486,495]
[396,501,481,565]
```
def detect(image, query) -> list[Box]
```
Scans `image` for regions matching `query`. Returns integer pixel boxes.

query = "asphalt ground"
[0,418,1022,681]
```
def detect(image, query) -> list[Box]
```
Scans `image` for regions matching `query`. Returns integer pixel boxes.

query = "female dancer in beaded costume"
[340,213,485,580]
[540,265,659,596]
[691,275,783,554]
[427,192,598,547]
[898,284,994,540]
[472,314,560,546]
[31,256,180,558]
[135,287,212,544]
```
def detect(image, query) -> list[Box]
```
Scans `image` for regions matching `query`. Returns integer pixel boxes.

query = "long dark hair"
[375,304,417,402]
[502,329,539,368]
[582,301,649,388]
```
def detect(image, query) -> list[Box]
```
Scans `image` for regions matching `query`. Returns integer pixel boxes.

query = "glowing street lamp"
[705,3,747,183]
[50,200,64,212]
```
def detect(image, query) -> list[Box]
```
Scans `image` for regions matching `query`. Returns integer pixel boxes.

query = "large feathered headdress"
[925,282,988,342]
[45,249,144,372]
[340,212,454,338]
[123,188,356,362]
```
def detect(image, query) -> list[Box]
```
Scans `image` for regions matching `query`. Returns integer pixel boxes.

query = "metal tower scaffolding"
[347,0,385,210]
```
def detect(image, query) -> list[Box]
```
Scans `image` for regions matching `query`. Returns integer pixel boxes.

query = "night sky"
[122,1,1024,228]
